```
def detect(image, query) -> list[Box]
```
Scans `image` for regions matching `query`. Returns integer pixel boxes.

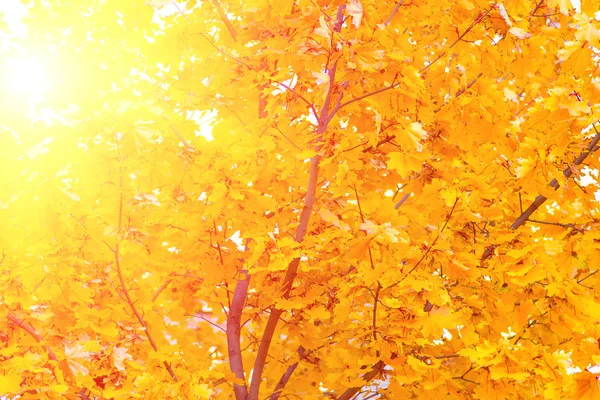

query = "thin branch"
[274,125,302,151]
[169,122,195,152]
[113,245,177,380]
[384,0,405,26]
[269,346,306,400]
[528,219,580,230]
[511,122,600,229]
[528,0,545,21]
[392,197,459,286]
[454,72,483,98]
[7,313,92,399]
[336,361,386,400]
[420,2,497,73]
[151,279,173,302]
[210,0,237,40]
[172,3,255,70]
[7,313,58,361]
[452,365,479,385]
[372,283,381,342]
[275,82,320,125]
[248,8,345,400]
[227,268,251,399]
[352,185,381,346]
[189,313,227,333]
[113,140,178,382]
[577,270,598,284]
[336,81,401,112]
[394,193,410,209]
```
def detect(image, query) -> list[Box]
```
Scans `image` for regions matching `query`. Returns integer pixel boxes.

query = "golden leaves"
[575,372,600,400]
[387,152,424,178]
[0,374,22,394]
[4,0,600,399]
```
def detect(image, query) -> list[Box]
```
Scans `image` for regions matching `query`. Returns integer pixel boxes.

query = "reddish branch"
[337,361,386,400]
[269,346,306,400]
[243,6,348,400]
[110,244,177,381]
[7,313,57,361]
[227,270,251,398]
[151,279,173,302]
[384,0,405,26]
[511,123,600,229]
[7,313,91,399]
[420,2,497,73]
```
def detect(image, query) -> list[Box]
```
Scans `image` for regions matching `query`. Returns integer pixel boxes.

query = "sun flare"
[1,56,52,102]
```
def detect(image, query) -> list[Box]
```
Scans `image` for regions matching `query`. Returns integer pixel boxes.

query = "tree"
[1,0,600,398]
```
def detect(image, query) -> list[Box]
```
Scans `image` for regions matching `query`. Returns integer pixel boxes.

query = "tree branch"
[7,313,91,399]
[383,0,405,26]
[7,313,57,361]
[227,269,251,399]
[511,122,600,229]
[151,279,173,302]
[336,361,386,400]
[269,346,306,400]
[275,81,321,125]
[247,7,346,399]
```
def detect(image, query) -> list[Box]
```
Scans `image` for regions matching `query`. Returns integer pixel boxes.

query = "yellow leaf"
[508,27,531,39]
[192,382,213,398]
[576,372,600,400]
[387,152,423,178]
[0,374,22,394]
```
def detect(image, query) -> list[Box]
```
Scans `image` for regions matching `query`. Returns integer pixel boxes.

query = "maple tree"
[2,0,600,398]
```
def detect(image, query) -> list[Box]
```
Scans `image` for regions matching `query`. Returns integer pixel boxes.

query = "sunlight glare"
[2,56,51,102]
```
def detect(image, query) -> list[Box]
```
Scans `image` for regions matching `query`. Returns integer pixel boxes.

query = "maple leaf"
[576,372,600,400]
[0,374,22,394]
[387,152,424,178]
[64,344,91,376]
[347,0,364,29]
[111,346,133,371]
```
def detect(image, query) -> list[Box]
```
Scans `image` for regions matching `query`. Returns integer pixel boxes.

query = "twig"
[391,197,459,286]
[394,193,410,209]
[452,366,479,385]
[420,2,497,73]
[528,0,545,21]
[162,115,195,152]
[274,125,302,151]
[577,270,598,284]
[151,279,173,302]
[172,2,255,70]
[275,82,320,125]
[352,186,381,346]
[269,346,307,400]
[384,0,405,26]
[189,313,227,333]
[454,72,483,98]
[528,219,579,229]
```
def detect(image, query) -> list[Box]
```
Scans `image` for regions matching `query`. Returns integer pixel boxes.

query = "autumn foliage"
[2,0,600,398]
